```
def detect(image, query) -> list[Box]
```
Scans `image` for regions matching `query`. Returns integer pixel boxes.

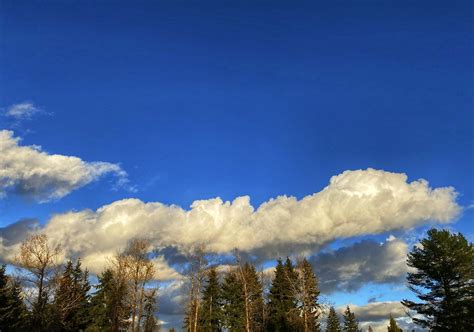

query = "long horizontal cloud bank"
[0,168,460,277]
[0,130,129,202]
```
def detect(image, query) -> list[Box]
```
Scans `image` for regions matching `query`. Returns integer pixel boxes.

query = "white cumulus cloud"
[45,168,459,252]
[0,130,130,202]
[0,168,460,278]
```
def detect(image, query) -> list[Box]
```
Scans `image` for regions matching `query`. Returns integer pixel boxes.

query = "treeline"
[182,253,365,332]
[0,236,158,332]
[0,228,473,332]
[181,228,474,332]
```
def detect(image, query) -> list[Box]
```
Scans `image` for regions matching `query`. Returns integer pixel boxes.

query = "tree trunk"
[193,293,200,332]
[132,274,139,332]
[137,283,146,332]
[239,265,251,332]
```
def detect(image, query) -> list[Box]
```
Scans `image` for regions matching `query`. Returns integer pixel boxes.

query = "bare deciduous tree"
[15,234,62,331]
[184,245,207,332]
[116,238,156,332]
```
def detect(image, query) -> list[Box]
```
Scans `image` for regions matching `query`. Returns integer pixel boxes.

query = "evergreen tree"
[401,229,474,331]
[200,267,223,331]
[325,306,341,332]
[53,259,91,331]
[74,259,92,328]
[221,271,245,331]
[239,262,264,332]
[0,265,29,331]
[220,263,265,332]
[267,258,297,331]
[87,268,130,332]
[295,258,320,332]
[387,314,402,332]
[342,306,358,332]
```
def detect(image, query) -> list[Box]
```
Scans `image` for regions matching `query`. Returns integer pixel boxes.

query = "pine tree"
[239,263,264,332]
[51,260,74,329]
[221,271,245,331]
[74,260,92,328]
[401,229,474,331]
[87,268,130,332]
[342,306,358,332]
[387,314,402,332]
[220,263,265,332]
[0,265,29,331]
[325,306,341,332]
[295,258,320,332]
[53,259,91,331]
[267,258,297,331]
[200,267,223,331]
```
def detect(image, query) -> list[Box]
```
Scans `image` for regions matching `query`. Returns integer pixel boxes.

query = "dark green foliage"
[52,259,91,331]
[221,271,245,331]
[325,306,341,332]
[87,268,130,332]
[267,258,297,331]
[401,228,474,331]
[2,230,472,332]
[296,258,320,331]
[220,262,265,332]
[387,314,402,332]
[241,262,265,332]
[342,306,358,332]
[31,292,49,331]
[200,267,223,331]
[0,265,29,331]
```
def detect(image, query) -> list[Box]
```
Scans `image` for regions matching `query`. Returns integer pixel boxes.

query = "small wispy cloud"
[6,102,42,120]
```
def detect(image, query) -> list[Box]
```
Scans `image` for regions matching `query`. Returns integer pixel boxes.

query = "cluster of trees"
[0,228,472,331]
[182,251,368,332]
[0,235,158,332]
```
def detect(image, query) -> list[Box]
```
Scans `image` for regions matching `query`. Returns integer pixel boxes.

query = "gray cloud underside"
[335,301,420,331]
[312,237,408,293]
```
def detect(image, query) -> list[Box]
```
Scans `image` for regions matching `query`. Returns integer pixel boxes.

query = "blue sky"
[0,0,472,330]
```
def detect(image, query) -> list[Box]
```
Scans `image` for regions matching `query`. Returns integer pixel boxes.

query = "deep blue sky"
[1,1,472,215]
[1,0,472,225]
[0,1,472,326]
